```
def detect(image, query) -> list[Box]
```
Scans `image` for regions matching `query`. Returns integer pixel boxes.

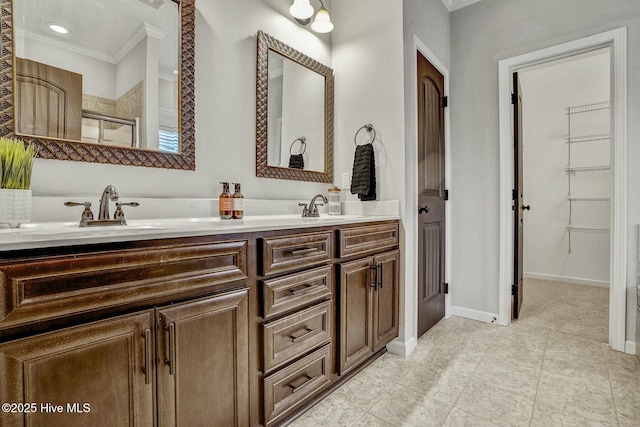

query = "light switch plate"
[341,172,351,190]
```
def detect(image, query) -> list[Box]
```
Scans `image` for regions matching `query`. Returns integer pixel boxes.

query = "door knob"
[418,205,430,215]
[522,205,531,211]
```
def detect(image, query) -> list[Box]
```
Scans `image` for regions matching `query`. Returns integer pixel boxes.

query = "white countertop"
[0,214,399,252]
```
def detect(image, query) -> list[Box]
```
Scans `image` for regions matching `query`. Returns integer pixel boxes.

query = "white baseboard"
[451,306,498,324]
[386,336,417,357]
[625,340,637,355]
[523,272,609,288]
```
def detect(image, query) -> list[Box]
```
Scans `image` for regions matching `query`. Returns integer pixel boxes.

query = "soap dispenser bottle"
[232,183,244,219]
[219,182,233,219]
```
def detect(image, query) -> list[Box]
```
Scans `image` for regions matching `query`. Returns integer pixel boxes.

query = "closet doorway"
[513,49,611,341]
[497,28,628,352]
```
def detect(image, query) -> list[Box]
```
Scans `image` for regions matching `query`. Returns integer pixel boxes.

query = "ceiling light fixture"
[48,23,69,34]
[290,0,333,33]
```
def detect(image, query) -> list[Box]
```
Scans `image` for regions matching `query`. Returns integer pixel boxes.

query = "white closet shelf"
[566,226,610,232]
[566,165,610,172]
[567,197,610,202]
[565,134,610,144]
[565,101,610,114]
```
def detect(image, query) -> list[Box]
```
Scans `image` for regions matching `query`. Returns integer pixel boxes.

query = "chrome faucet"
[98,185,119,220]
[299,194,328,218]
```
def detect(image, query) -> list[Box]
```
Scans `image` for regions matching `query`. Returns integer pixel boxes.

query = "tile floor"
[290,279,640,426]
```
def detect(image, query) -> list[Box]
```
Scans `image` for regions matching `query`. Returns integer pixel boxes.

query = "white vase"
[0,189,32,228]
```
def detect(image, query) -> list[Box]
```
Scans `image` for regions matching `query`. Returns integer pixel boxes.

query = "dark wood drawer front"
[261,232,332,276]
[339,223,399,258]
[0,240,248,330]
[262,265,332,319]
[263,301,331,373]
[263,344,332,426]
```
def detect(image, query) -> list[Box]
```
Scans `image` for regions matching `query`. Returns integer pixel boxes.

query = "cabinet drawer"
[261,231,332,276]
[0,239,248,330]
[263,344,332,426]
[339,223,399,258]
[263,301,331,373]
[262,265,333,319]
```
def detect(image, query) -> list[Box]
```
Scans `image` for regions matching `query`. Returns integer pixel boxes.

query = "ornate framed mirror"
[256,30,333,183]
[0,0,195,170]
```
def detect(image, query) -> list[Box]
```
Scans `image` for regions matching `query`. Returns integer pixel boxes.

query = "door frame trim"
[411,35,453,333]
[497,28,628,352]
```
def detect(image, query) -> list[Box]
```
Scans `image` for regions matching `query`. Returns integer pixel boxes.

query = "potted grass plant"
[0,137,36,227]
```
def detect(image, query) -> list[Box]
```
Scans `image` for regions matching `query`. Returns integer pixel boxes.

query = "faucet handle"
[298,203,309,217]
[64,201,94,225]
[114,202,139,222]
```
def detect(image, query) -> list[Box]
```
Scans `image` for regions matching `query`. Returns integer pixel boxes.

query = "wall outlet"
[341,172,351,190]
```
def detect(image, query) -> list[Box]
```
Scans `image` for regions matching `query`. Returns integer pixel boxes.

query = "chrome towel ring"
[354,124,376,145]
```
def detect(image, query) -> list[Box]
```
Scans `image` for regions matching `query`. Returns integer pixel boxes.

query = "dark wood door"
[417,51,447,337]
[156,288,249,427]
[0,311,155,427]
[338,257,374,375]
[15,57,82,140]
[512,72,525,319]
[372,250,400,352]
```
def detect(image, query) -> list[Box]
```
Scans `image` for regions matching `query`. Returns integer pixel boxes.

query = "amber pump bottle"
[219,182,233,219]
[232,183,244,219]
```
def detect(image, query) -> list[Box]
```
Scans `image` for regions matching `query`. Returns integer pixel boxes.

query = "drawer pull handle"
[290,247,320,256]
[288,375,316,393]
[289,284,317,296]
[165,322,177,376]
[377,263,383,289]
[290,327,316,343]
[369,265,377,289]
[143,328,152,385]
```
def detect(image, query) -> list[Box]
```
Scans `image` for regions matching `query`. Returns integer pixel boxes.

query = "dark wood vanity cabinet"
[0,219,400,427]
[337,224,400,376]
[0,237,251,427]
[0,310,155,427]
[155,288,250,427]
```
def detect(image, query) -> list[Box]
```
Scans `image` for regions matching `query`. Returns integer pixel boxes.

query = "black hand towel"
[350,144,376,201]
[288,154,304,169]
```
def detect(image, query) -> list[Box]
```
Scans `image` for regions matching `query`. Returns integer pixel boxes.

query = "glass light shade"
[289,0,314,20]
[311,8,333,33]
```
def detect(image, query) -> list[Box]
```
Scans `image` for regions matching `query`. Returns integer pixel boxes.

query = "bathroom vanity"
[0,216,400,427]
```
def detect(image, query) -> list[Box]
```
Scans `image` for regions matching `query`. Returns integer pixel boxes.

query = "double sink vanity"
[0,210,400,426]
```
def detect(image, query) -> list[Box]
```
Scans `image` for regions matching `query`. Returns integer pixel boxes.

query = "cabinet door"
[0,311,155,427]
[156,288,249,427]
[338,257,375,375]
[372,250,400,352]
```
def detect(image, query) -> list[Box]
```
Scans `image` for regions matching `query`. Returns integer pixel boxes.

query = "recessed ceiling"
[441,0,485,12]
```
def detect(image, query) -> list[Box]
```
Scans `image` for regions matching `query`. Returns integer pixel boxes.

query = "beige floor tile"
[619,413,640,427]
[472,356,541,398]
[530,401,617,426]
[288,393,365,427]
[368,384,452,427]
[494,325,550,347]
[352,413,395,427]
[331,366,395,411]
[365,352,416,384]
[610,378,640,422]
[398,364,469,405]
[453,377,534,427]
[440,407,501,427]
[536,370,618,425]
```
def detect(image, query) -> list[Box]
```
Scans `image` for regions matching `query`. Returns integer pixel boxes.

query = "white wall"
[520,51,610,287]
[332,0,405,349]
[29,0,332,203]
[400,0,451,350]
[450,0,639,343]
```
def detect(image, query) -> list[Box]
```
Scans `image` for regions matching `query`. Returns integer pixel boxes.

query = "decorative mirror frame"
[0,0,196,170]
[256,30,334,183]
